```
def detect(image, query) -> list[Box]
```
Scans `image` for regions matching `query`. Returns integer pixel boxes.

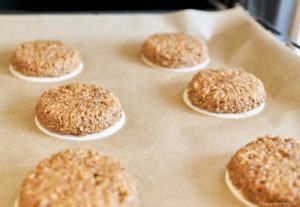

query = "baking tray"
[1,7,300,207]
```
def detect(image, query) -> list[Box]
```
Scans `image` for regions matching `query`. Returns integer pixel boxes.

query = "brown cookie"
[141,33,209,69]
[35,83,123,137]
[227,135,300,207]
[10,40,82,78]
[187,68,266,113]
[18,149,139,207]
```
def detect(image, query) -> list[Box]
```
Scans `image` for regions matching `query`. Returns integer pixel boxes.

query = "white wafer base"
[14,198,18,207]
[225,170,258,207]
[35,111,125,141]
[140,54,210,72]
[183,89,265,119]
[9,62,83,82]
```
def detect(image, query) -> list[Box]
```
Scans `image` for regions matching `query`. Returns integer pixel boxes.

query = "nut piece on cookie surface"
[141,33,209,68]
[35,83,123,136]
[10,40,82,77]
[18,149,139,207]
[187,68,266,113]
[227,135,300,207]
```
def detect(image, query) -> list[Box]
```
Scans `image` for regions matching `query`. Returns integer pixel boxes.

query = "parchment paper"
[1,7,300,207]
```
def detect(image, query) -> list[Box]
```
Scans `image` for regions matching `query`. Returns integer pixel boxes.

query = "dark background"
[0,0,296,45]
[0,0,234,12]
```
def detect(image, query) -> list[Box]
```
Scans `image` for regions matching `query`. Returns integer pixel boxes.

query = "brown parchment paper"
[1,7,300,207]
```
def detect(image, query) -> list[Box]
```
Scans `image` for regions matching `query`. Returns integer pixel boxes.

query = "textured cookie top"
[35,83,122,136]
[187,69,266,113]
[140,33,209,68]
[227,135,300,207]
[19,149,139,207]
[11,40,82,77]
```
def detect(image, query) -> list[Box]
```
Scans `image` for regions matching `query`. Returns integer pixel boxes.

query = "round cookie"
[226,135,300,207]
[184,68,266,118]
[35,83,125,140]
[17,149,139,207]
[140,33,209,72]
[10,40,83,82]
